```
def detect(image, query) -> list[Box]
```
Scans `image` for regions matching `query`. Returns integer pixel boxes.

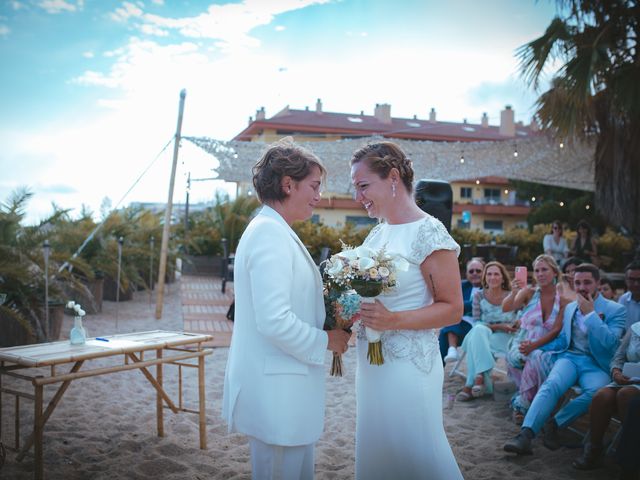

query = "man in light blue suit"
[504,263,627,455]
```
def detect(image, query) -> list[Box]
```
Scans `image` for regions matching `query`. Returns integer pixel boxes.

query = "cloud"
[72,39,205,91]
[11,1,25,10]
[151,0,164,5]
[0,25,9,36]
[83,51,94,58]
[109,0,332,54]
[110,1,143,22]
[140,23,168,37]
[72,69,121,88]
[38,0,82,14]
[275,25,285,31]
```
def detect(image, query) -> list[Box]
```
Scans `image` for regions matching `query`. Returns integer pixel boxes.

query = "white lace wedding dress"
[355,215,464,480]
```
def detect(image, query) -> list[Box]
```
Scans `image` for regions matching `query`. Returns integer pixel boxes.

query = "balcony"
[470,198,531,207]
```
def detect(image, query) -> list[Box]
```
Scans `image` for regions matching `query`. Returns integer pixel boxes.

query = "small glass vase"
[70,316,87,345]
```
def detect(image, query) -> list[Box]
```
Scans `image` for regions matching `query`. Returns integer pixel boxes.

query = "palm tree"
[0,188,64,343]
[517,0,640,245]
[213,193,261,252]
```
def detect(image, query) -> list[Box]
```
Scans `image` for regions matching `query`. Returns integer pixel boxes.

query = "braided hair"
[351,141,414,193]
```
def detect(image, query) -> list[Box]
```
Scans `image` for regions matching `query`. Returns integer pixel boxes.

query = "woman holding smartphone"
[502,254,569,423]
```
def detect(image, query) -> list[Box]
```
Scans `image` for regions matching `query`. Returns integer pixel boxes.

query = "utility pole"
[184,172,191,254]
[155,89,186,319]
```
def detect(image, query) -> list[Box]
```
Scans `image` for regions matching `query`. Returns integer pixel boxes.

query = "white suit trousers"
[249,437,315,480]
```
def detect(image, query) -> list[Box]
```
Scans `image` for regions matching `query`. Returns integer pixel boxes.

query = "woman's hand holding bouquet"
[323,243,408,367]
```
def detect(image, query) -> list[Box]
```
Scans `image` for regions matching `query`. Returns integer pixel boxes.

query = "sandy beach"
[0,279,622,479]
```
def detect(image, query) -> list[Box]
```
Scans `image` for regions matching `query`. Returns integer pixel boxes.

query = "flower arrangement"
[323,285,360,376]
[66,300,87,345]
[323,243,408,367]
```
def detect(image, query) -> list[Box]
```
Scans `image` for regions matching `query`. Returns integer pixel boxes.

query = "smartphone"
[515,266,527,285]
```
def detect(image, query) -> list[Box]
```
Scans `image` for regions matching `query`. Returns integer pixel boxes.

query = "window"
[456,219,470,229]
[483,220,503,231]
[310,214,320,224]
[484,188,501,203]
[346,216,378,228]
[460,187,472,199]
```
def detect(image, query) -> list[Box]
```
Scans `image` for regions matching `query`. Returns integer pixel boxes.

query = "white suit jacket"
[221,205,328,446]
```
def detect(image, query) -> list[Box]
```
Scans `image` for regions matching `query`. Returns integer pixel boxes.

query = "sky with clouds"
[0,0,560,224]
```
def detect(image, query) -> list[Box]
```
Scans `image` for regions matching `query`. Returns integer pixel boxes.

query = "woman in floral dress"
[502,254,568,421]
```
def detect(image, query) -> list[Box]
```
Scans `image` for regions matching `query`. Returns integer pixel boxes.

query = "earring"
[287,187,291,194]
[392,182,396,198]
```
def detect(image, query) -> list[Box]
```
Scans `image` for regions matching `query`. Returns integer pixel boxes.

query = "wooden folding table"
[0,330,213,480]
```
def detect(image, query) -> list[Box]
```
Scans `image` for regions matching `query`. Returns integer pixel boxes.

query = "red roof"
[233,107,538,142]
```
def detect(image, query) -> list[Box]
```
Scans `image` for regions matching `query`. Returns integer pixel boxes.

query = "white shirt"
[619,291,640,332]
[543,234,569,264]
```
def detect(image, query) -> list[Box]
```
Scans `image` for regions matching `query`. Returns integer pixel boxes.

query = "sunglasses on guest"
[467,269,482,274]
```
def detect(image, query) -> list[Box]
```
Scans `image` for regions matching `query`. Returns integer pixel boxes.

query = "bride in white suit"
[222,139,351,480]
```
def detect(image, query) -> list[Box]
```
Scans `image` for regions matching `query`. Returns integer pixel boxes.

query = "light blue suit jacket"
[541,293,627,372]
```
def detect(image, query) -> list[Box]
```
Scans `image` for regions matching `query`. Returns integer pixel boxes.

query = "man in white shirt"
[619,261,640,331]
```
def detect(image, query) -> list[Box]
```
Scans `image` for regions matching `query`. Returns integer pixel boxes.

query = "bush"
[497,225,546,266]
[596,228,634,271]
[293,221,373,260]
[450,228,492,247]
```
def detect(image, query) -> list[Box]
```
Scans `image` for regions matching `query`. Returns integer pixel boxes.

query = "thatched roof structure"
[185,136,595,195]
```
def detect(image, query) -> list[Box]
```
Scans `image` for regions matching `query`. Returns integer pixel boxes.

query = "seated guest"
[543,221,569,267]
[456,261,517,401]
[503,255,569,422]
[616,395,640,480]
[504,263,626,455]
[570,219,598,264]
[599,277,617,301]
[573,321,640,470]
[439,258,484,363]
[557,256,582,301]
[619,261,640,331]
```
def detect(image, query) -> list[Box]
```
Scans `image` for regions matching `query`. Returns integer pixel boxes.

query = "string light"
[531,196,536,202]
[559,142,564,149]
[475,179,480,185]
[513,143,518,158]
[460,150,465,164]
[586,204,590,210]
[559,201,565,207]
[504,189,509,194]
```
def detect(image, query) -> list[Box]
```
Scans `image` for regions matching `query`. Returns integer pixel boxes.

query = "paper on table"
[85,339,140,350]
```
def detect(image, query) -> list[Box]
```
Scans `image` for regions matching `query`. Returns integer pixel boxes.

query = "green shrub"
[596,228,634,271]
[293,221,372,260]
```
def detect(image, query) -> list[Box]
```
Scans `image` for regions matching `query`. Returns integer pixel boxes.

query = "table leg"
[17,361,84,463]
[198,354,206,449]
[34,383,43,480]
[0,371,3,443]
[156,349,164,437]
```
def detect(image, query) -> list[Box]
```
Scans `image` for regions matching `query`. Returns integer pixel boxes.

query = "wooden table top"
[0,330,213,367]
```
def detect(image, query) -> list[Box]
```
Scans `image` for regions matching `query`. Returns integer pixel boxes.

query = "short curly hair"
[350,141,414,193]
[252,138,325,203]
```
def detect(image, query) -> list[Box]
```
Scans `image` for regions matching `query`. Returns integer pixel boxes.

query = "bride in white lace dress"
[350,142,464,480]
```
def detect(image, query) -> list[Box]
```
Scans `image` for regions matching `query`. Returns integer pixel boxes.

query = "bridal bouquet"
[323,282,360,376]
[323,243,408,366]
